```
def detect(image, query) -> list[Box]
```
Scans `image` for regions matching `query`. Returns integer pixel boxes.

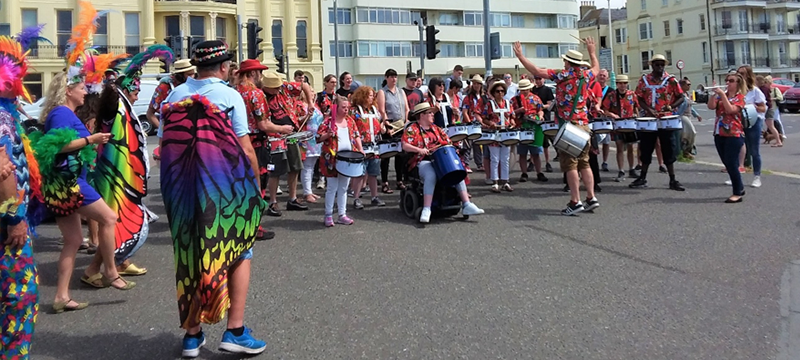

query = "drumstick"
[570,34,587,44]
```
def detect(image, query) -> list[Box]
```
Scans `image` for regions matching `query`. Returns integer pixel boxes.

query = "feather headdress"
[15,24,52,52]
[85,52,130,94]
[0,36,31,102]
[65,0,101,85]
[120,44,174,92]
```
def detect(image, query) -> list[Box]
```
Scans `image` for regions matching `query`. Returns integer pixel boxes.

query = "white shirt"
[504,82,518,101]
[745,87,766,117]
[337,123,352,152]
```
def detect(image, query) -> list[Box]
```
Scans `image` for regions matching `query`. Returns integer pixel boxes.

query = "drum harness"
[641,74,675,115]
[490,98,511,128]
[358,105,380,146]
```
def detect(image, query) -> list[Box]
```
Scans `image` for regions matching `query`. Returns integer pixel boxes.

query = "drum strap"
[490,99,510,128]
[642,74,673,109]
[358,105,377,143]
[556,76,585,127]
[439,93,451,128]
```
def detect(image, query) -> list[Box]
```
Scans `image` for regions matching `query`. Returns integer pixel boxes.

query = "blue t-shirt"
[158,76,249,138]
[45,105,91,137]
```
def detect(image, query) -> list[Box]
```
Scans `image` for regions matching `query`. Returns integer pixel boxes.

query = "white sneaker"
[751,175,762,188]
[462,202,485,216]
[724,180,732,185]
[277,186,283,195]
[419,208,431,223]
[316,179,325,189]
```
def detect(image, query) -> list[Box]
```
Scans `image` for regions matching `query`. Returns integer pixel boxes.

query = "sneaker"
[782,134,788,140]
[337,215,354,225]
[316,179,325,189]
[594,184,602,193]
[354,198,364,210]
[561,201,585,216]
[266,203,282,217]
[629,169,640,178]
[364,185,370,193]
[563,184,570,192]
[537,173,548,182]
[724,179,733,185]
[502,183,513,192]
[484,178,494,185]
[324,215,335,227]
[519,173,528,182]
[286,199,309,211]
[347,189,356,198]
[465,166,473,174]
[371,197,386,206]
[545,163,554,173]
[634,164,642,171]
[182,331,206,358]
[462,202,485,215]
[615,171,626,182]
[276,186,283,195]
[146,208,159,224]
[584,197,600,212]
[527,161,534,172]
[491,184,501,193]
[256,228,275,241]
[218,327,267,355]
[602,162,609,172]
[419,208,431,223]
[669,180,686,191]
[659,165,667,173]
[751,176,762,188]
[629,178,648,188]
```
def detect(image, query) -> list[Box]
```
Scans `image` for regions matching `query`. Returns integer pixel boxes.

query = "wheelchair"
[399,167,470,221]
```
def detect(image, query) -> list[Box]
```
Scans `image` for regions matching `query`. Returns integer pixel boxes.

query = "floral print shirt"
[149,77,177,113]
[547,68,595,125]
[354,105,382,144]
[512,93,543,130]
[602,89,639,119]
[635,72,683,117]
[462,93,488,123]
[714,93,745,138]
[402,122,450,170]
[317,115,360,177]
[236,80,268,134]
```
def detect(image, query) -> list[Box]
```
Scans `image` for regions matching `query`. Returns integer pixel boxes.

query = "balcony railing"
[27,45,146,59]
[772,24,800,35]
[717,57,771,69]
[156,0,236,4]
[712,0,766,3]
[714,24,771,36]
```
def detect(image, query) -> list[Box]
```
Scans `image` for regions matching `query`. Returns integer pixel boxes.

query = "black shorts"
[268,142,303,177]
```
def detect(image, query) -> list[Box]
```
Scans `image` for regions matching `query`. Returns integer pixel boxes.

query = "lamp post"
[608,0,615,73]
[333,0,340,77]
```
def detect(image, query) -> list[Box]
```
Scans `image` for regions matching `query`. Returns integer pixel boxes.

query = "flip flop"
[118,263,147,276]
[80,273,106,288]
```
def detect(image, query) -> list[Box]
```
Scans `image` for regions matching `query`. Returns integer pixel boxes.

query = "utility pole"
[333,0,340,77]
[608,0,615,73]
[416,20,425,78]
[483,0,492,78]
[705,0,715,82]
[237,15,244,63]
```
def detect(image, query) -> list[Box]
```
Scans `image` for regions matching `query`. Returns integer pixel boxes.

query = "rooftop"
[578,8,628,28]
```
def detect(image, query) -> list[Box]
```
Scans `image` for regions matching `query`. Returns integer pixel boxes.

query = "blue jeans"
[743,118,762,176]
[715,136,745,196]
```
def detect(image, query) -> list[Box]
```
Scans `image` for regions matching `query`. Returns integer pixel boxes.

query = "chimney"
[580,1,597,18]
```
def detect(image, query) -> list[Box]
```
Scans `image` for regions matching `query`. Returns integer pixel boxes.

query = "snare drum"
[335,151,366,177]
[553,122,591,158]
[467,122,483,140]
[741,103,759,128]
[446,125,470,142]
[657,115,683,130]
[498,129,520,146]
[614,118,638,133]
[519,130,536,145]
[285,130,314,143]
[590,118,614,134]
[377,139,401,159]
[268,137,287,154]
[636,117,658,132]
[362,142,379,157]
[541,121,559,136]
[474,130,498,145]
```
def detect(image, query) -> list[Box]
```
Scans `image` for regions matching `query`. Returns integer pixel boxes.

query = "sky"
[608,0,627,8]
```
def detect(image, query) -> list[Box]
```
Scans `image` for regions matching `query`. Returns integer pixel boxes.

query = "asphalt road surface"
[30,133,800,360]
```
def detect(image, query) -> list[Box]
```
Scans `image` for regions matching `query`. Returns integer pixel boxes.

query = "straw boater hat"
[649,54,669,65]
[410,102,435,117]
[562,50,591,67]
[172,59,196,74]
[518,79,534,91]
[489,81,508,94]
[261,71,283,88]
[470,74,484,84]
[615,74,629,83]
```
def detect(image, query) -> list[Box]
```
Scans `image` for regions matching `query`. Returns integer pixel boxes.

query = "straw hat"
[172,59,196,74]
[489,81,508,94]
[649,54,669,65]
[518,79,534,91]
[410,102,435,117]
[470,74,484,84]
[561,50,591,67]
[615,75,629,83]
[261,72,283,88]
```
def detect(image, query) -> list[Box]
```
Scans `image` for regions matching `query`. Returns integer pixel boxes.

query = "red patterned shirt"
[512,93,543,129]
[635,72,683,117]
[317,115,361,177]
[402,122,450,170]
[462,93,488,122]
[265,81,304,128]
[236,81,268,133]
[547,68,595,125]
[715,93,745,137]
[354,105,382,144]
[602,89,639,119]
[149,77,177,112]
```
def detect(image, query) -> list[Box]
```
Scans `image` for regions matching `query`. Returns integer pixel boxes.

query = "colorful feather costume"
[64,0,100,85]
[120,45,174,93]
[160,94,264,329]
[84,52,129,94]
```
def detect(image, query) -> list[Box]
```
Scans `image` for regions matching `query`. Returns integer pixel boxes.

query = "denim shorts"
[239,248,253,261]
[517,144,543,156]
[362,158,381,177]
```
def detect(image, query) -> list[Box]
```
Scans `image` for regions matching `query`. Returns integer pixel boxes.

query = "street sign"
[676,59,685,70]
[599,48,613,71]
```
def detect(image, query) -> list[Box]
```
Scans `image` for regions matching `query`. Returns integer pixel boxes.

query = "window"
[641,0,647,10]
[534,15,557,28]
[165,15,180,36]
[662,0,668,6]
[557,15,577,29]
[329,41,353,57]
[356,8,419,25]
[615,27,627,43]
[700,14,706,31]
[124,13,140,55]
[464,12,483,26]
[617,55,630,74]
[778,41,787,66]
[663,21,670,37]
[272,20,283,57]
[722,11,732,29]
[740,40,750,64]
[501,44,517,58]
[535,44,559,58]
[439,43,461,58]
[738,10,748,32]
[190,16,205,42]
[465,43,484,57]
[641,50,653,70]
[676,19,684,34]
[364,76,383,90]
[21,9,38,55]
[328,8,352,24]
[439,12,460,26]
[296,20,308,58]
[511,15,525,28]
[215,17,226,42]
[559,43,578,55]
[356,41,413,57]
[56,10,72,57]
[701,42,708,63]
[23,73,42,102]
[665,50,672,64]
[94,13,108,53]
[490,13,511,27]
[723,40,735,66]
[639,22,653,40]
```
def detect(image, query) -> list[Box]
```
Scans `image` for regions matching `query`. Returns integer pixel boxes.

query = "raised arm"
[514,42,548,79]
[585,37,600,76]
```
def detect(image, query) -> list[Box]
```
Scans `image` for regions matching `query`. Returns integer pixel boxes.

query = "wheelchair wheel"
[401,189,419,219]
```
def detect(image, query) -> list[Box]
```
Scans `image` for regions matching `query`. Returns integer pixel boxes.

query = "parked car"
[781,82,800,113]
[21,80,159,135]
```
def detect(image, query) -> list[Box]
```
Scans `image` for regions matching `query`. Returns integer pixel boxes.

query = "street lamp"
[333,0,340,77]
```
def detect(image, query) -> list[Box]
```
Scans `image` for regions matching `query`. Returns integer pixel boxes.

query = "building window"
[190,16,205,42]
[702,41,708,63]
[617,54,630,74]
[216,17,226,42]
[663,21,670,37]
[124,13,140,55]
[439,43,461,57]
[356,41,413,57]
[700,14,706,31]
[662,0,668,6]
[641,0,647,10]
[21,9,38,55]
[639,22,653,40]
[557,15,577,29]
[23,73,42,102]
[490,13,511,27]
[439,12,460,26]
[535,44,559,58]
[740,40,750,64]
[272,20,283,57]
[364,76,383,90]
[615,28,627,43]
[57,10,72,57]
[533,15,557,28]
[511,15,525,28]
[665,50,672,64]
[328,8,352,24]
[165,15,180,36]
[329,41,353,57]
[559,43,578,55]
[676,19,684,34]
[94,13,108,53]
[465,43,484,57]
[296,20,308,58]
[721,11,732,29]
[356,8,418,25]
[641,50,653,70]
[464,12,483,26]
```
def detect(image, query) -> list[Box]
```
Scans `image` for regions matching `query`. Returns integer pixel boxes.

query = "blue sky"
[608,0,627,8]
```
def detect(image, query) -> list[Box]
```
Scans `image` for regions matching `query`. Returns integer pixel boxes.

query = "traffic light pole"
[333,0,340,77]
[483,0,492,78]
[237,15,244,64]
[416,21,425,80]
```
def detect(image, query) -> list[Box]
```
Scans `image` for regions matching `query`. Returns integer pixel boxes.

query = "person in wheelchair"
[401,103,485,223]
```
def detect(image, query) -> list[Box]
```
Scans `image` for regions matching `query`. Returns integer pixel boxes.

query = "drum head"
[336,150,365,162]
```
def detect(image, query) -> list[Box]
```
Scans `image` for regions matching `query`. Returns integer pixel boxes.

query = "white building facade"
[320,0,581,88]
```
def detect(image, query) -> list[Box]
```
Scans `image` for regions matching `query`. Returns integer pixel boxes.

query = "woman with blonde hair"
[349,85,387,209]
[761,75,783,147]
[709,72,748,203]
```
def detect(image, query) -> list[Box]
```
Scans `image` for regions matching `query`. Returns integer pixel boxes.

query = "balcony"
[154,0,237,14]
[27,45,146,60]
[769,24,800,40]
[713,24,771,40]
[766,0,800,9]
[156,0,236,3]
[711,0,767,8]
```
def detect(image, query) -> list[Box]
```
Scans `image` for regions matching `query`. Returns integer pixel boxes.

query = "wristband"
[84,137,90,146]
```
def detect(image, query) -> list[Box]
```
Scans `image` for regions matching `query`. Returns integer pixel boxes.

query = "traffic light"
[425,25,440,60]
[164,36,182,59]
[187,36,203,58]
[247,20,264,60]
[275,54,285,74]
[490,32,501,60]
[160,59,170,73]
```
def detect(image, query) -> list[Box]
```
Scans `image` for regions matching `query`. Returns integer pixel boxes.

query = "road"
[30,134,800,360]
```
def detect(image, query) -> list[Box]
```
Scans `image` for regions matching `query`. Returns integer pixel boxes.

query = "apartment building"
[577,6,628,77]
[320,0,582,89]
[0,0,325,99]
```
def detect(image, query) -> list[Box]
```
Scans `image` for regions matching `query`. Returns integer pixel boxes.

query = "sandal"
[101,275,136,290]
[80,273,107,288]
[396,182,406,191]
[771,144,783,147]
[53,299,89,313]
[382,183,394,194]
[118,263,148,276]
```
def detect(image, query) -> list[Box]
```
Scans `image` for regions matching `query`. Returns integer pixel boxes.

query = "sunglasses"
[726,79,738,83]
[494,90,506,93]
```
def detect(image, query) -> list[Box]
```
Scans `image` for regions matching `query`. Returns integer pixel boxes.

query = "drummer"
[462,74,489,175]
[402,103,484,223]
[317,95,363,227]
[349,86,387,209]
[484,81,516,192]
[512,79,548,183]
[599,74,640,182]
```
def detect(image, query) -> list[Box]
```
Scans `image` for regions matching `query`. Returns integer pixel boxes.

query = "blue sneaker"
[182,331,206,358]
[218,327,267,355]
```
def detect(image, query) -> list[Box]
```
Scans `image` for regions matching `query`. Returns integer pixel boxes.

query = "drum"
[498,129,520,146]
[614,118,638,133]
[590,118,614,134]
[541,121,559,136]
[636,117,658,132]
[268,137,287,154]
[362,142,378,157]
[335,150,366,177]
[467,122,483,140]
[377,139,401,159]
[474,130,498,145]
[553,122,591,158]
[431,145,467,187]
[446,125,469,142]
[285,131,314,143]
[657,115,683,130]
[519,130,536,145]
[741,103,759,128]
